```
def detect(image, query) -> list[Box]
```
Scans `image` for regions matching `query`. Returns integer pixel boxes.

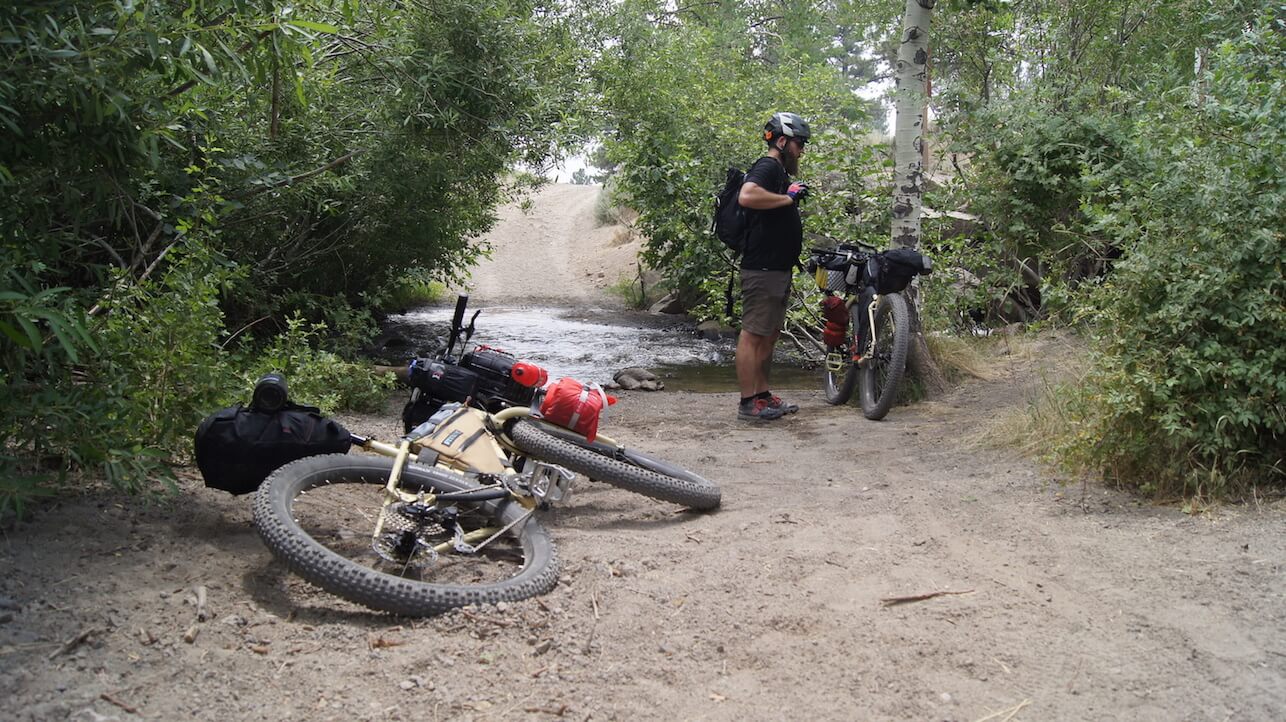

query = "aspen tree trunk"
[892,0,947,395]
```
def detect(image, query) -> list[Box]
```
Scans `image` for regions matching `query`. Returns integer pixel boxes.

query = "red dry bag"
[537,378,609,442]
[821,295,850,347]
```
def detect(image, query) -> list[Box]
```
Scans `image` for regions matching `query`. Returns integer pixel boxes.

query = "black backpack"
[194,402,352,495]
[711,166,749,255]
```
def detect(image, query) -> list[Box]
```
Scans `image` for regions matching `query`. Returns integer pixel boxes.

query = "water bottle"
[510,361,549,388]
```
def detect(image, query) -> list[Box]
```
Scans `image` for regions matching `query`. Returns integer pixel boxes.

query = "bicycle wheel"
[253,454,558,616]
[859,292,911,420]
[823,322,859,405]
[508,421,721,511]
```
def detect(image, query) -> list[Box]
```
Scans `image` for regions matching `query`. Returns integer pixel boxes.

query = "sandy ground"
[2,184,1284,721]
[460,183,644,307]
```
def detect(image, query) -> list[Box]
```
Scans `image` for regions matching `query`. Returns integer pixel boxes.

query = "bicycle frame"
[811,245,883,368]
[849,292,882,360]
[349,404,621,553]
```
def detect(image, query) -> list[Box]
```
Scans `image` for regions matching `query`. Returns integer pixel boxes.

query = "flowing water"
[384,303,819,391]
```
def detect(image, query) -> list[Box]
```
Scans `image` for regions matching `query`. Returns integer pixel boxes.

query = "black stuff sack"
[867,248,933,295]
[403,359,481,433]
[194,403,351,495]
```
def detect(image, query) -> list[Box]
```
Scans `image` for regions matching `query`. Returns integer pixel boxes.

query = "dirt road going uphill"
[1,184,1282,721]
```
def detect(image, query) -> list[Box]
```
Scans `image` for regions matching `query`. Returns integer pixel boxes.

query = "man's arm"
[739,181,794,210]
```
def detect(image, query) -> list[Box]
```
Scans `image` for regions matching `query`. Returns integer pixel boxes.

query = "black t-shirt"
[740,156,802,271]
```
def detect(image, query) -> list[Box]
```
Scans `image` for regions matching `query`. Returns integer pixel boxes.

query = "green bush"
[245,316,394,416]
[1,243,395,516]
[1055,17,1285,496]
[0,241,236,512]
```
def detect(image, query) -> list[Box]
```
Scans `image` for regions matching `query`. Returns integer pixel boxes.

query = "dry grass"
[953,329,1085,459]
[925,333,1000,382]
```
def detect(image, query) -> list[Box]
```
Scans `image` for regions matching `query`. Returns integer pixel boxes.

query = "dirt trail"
[462,183,642,306]
[1,184,1283,721]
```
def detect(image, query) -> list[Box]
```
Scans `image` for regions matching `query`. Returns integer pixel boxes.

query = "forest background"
[1,0,1281,513]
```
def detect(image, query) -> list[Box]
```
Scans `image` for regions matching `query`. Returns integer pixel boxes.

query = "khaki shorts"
[740,269,791,336]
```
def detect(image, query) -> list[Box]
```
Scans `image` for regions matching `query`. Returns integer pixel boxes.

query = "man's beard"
[782,149,800,176]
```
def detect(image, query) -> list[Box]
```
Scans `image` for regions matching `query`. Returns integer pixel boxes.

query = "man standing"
[735,112,811,421]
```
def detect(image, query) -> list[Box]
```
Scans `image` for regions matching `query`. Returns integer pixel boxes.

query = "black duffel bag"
[194,402,351,495]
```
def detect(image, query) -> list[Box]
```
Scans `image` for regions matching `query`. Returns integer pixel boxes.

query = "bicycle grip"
[451,294,469,332]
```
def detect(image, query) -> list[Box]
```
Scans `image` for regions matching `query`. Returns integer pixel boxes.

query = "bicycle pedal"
[825,352,848,373]
[525,462,575,504]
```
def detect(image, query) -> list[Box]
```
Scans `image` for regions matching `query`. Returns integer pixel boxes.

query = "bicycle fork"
[826,294,880,370]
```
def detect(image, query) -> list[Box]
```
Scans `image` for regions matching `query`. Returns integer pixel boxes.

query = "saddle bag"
[194,402,351,495]
[537,378,609,443]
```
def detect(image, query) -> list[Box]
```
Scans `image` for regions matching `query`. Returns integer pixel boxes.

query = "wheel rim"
[869,305,897,400]
[287,473,535,588]
[824,344,850,396]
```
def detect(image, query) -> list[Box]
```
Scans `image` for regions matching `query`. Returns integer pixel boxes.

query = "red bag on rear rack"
[537,378,609,442]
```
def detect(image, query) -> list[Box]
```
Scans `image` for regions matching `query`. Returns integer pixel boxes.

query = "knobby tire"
[823,314,860,405]
[859,292,911,420]
[253,454,558,616]
[508,421,721,511]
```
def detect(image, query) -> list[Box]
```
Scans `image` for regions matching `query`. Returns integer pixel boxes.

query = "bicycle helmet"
[763,112,811,144]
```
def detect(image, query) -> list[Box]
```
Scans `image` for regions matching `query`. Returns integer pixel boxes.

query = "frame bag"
[194,403,351,495]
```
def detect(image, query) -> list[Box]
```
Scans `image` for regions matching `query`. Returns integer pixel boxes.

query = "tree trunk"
[892,0,948,396]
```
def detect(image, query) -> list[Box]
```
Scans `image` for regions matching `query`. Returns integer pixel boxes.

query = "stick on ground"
[880,589,975,607]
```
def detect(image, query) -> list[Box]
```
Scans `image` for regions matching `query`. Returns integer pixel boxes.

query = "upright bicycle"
[806,244,932,420]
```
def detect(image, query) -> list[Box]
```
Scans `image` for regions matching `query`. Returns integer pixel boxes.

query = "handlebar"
[808,245,869,271]
[451,294,469,331]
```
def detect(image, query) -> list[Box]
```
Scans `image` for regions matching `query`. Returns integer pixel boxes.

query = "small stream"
[384,303,819,391]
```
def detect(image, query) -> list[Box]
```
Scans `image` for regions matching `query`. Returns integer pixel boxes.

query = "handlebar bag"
[537,378,608,443]
[461,346,536,410]
[408,359,479,403]
[867,248,933,294]
[194,403,351,495]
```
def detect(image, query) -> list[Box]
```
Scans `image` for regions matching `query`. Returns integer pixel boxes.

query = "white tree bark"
[890,0,946,395]
[891,0,935,251]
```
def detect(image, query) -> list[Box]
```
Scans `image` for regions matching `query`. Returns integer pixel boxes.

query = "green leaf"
[287,20,341,35]
[14,316,42,352]
[44,317,81,364]
[0,320,31,348]
[198,44,218,77]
